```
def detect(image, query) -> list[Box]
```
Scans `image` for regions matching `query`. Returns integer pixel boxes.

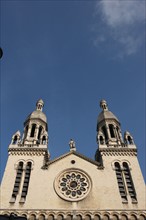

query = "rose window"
[54,169,91,201]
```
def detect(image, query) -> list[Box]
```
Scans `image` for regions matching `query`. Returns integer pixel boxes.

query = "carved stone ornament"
[54,169,91,201]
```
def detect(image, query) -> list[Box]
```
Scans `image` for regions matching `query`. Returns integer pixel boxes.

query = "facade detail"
[0,99,145,220]
[54,169,91,201]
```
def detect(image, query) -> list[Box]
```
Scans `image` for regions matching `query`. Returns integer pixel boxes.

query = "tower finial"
[100,99,108,111]
[36,99,44,111]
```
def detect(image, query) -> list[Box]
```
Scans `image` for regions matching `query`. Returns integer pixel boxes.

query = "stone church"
[0,99,145,220]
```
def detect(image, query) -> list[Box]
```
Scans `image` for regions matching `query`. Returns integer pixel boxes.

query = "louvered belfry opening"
[20,162,32,202]
[10,161,23,202]
[115,162,127,202]
[123,162,137,202]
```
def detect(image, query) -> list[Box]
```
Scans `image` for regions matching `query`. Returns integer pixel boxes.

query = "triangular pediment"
[47,151,101,167]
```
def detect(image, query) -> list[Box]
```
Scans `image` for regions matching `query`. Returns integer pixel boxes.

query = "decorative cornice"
[8,148,47,156]
[99,148,137,156]
[0,209,145,219]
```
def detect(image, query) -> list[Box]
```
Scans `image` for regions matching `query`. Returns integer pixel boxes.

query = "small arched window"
[131,215,137,220]
[102,126,108,141]
[99,136,104,145]
[76,215,82,220]
[30,124,36,137]
[114,162,127,202]
[13,135,18,144]
[121,215,128,220]
[127,135,133,144]
[85,215,91,220]
[113,215,119,220]
[94,215,101,220]
[103,215,110,220]
[39,214,45,220]
[57,215,64,220]
[109,124,115,138]
[30,214,36,220]
[38,126,43,141]
[123,162,137,202]
[10,161,23,203]
[24,125,28,140]
[139,215,146,220]
[42,136,46,144]
[48,215,54,220]
[66,215,73,220]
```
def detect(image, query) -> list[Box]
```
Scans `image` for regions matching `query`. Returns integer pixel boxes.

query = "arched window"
[20,162,32,203]
[127,135,133,144]
[84,215,91,220]
[139,215,146,220]
[30,214,36,220]
[121,215,128,220]
[102,126,108,141]
[114,162,127,202]
[10,161,23,203]
[24,125,28,140]
[103,214,110,220]
[76,215,82,220]
[109,124,115,138]
[42,136,46,144]
[116,127,121,140]
[30,124,36,137]
[94,215,101,220]
[66,215,73,220]
[37,126,43,141]
[39,214,45,220]
[113,215,119,220]
[48,215,54,220]
[57,215,64,220]
[99,136,104,145]
[123,162,137,202]
[131,215,137,220]
[13,135,18,144]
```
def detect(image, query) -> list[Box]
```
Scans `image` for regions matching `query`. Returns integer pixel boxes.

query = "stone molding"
[0,209,145,219]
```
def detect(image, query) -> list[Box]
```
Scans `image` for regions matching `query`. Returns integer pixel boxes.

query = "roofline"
[47,151,101,167]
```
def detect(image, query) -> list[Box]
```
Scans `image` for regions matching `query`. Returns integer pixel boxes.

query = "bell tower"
[95,100,144,204]
[1,99,50,205]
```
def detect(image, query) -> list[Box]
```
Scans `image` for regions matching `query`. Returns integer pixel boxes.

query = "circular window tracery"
[54,169,91,201]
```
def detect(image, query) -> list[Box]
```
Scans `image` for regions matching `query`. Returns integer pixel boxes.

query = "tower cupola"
[97,100,123,147]
[22,99,48,146]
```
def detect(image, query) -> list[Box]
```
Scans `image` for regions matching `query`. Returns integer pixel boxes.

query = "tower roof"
[97,100,119,124]
[25,99,47,124]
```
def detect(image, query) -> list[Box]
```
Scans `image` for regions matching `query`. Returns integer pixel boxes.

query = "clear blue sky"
[0,0,145,182]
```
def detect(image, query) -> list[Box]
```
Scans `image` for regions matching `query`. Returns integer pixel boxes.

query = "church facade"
[0,99,145,220]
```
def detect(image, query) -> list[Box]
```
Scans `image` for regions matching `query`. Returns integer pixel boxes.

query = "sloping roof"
[25,110,47,123]
[97,110,119,124]
[47,151,101,167]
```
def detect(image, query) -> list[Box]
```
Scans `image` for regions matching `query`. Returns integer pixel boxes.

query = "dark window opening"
[115,162,127,202]
[30,124,36,137]
[37,126,43,141]
[109,124,115,138]
[13,136,18,144]
[99,136,104,145]
[20,162,32,203]
[23,125,28,140]
[42,136,46,144]
[127,136,133,144]
[10,162,23,203]
[123,162,137,202]
[102,126,108,141]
